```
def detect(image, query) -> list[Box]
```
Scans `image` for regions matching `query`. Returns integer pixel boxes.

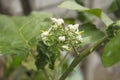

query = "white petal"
[51,18,64,25]
[41,31,49,38]
[68,24,79,31]
[58,36,65,41]
[51,18,57,22]
[62,45,69,50]
[76,35,83,41]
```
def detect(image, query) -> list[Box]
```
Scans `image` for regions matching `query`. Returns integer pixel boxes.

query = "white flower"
[41,31,49,37]
[76,35,83,42]
[68,24,74,29]
[58,18,64,25]
[51,18,64,25]
[58,36,65,41]
[62,45,69,50]
[41,31,49,40]
[68,24,79,31]
[51,18,57,22]
[74,24,79,31]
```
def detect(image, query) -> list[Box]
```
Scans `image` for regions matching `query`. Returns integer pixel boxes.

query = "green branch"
[59,36,108,80]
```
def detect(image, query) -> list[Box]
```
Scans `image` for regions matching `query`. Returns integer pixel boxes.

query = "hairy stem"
[59,36,107,80]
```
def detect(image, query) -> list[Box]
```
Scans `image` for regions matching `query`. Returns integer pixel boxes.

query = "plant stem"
[43,69,52,80]
[70,39,79,55]
[53,62,59,80]
[59,36,107,80]
[72,44,79,55]
[59,51,69,67]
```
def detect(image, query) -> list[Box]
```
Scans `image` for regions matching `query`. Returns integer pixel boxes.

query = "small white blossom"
[51,18,64,25]
[62,45,69,50]
[74,24,79,31]
[68,24,74,30]
[41,31,49,40]
[58,36,65,41]
[76,35,83,42]
[58,18,64,25]
[41,31,49,37]
[68,24,79,31]
[51,18,57,22]
[42,37,47,40]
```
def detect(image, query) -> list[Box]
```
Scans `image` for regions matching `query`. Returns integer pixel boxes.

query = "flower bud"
[51,18,64,25]
[41,31,49,40]
[58,36,65,41]
[76,35,83,42]
[68,24,79,31]
[62,45,69,50]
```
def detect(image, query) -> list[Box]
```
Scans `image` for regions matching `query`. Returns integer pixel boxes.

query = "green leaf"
[106,21,120,39]
[102,33,120,67]
[102,20,120,67]
[36,41,49,69]
[59,1,89,11]
[108,0,120,18]
[12,12,52,42]
[0,12,52,68]
[0,15,25,54]
[0,12,52,55]
[59,1,113,26]
[22,54,37,71]
[64,18,75,24]
[11,48,28,67]
[108,0,119,12]
[36,41,59,70]
[79,23,105,45]
[75,0,84,6]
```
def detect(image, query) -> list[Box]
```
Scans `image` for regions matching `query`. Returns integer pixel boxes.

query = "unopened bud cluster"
[41,18,83,51]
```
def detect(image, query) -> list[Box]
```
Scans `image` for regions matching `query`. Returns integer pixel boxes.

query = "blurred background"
[0,0,120,80]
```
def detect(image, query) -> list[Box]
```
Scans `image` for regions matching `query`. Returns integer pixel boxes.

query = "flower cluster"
[41,18,83,51]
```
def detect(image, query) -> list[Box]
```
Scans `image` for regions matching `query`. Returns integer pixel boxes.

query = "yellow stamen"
[79,31,84,34]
